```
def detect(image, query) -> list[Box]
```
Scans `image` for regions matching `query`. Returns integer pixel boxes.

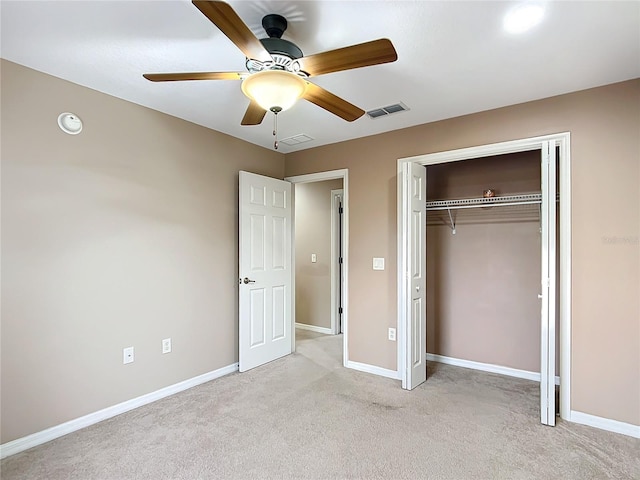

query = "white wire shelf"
[426,193,542,211]
[426,193,546,234]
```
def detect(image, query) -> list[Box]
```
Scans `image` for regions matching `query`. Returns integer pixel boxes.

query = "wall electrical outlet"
[162,338,172,354]
[388,328,396,341]
[123,346,134,364]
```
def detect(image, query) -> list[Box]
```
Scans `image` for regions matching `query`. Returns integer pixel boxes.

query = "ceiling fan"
[143,0,398,127]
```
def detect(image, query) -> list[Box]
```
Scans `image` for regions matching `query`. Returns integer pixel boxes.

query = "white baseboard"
[0,362,239,459]
[346,360,401,380]
[295,322,333,335]
[570,411,640,439]
[426,353,560,385]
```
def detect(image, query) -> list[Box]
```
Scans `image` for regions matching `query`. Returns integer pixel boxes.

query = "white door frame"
[331,189,344,335]
[285,169,349,367]
[396,132,572,421]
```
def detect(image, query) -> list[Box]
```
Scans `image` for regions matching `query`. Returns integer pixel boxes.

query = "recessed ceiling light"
[504,3,545,34]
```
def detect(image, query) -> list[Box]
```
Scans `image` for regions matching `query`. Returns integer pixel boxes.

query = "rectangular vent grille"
[366,102,409,119]
[280,134,314,146]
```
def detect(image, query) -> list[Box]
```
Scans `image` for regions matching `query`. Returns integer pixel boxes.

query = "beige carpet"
[2,331,638,479]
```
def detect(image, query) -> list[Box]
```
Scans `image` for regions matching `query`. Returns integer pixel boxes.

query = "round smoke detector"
[57,112,83,135]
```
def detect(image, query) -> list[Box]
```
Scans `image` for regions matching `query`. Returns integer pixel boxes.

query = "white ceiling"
[2,1,639,153]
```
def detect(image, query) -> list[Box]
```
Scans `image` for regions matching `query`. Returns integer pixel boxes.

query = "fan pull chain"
[269,106,282,150]
[273,111,279,150]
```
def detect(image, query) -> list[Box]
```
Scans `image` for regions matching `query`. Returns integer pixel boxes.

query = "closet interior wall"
[426,150,559,375]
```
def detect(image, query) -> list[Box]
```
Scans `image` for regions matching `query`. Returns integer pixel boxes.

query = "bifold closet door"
[540,142,557,426]
[401,161,427,390]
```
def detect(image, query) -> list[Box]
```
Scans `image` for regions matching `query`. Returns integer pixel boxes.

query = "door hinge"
[338,307,343,314]
[339,257,343,264]
[339,206,343,214]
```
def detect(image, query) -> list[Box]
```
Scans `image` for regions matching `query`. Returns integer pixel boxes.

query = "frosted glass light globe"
[241,70,307,112]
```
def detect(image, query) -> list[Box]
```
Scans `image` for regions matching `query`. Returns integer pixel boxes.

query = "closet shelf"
[426,193,542,211]
[426,193,546,234]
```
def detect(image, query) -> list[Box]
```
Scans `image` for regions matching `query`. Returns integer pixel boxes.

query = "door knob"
[538,294,543,299]
[243,277,256,284]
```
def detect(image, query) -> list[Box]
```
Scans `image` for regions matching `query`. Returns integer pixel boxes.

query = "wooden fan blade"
[297,39,397,77]
[241,100,267,125]
[192,1,271,62]
[303,82,364,122]
[143,72,245,82]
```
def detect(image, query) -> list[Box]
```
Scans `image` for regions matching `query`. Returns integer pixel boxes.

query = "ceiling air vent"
[366,102,410,119]
[279,134,314,146]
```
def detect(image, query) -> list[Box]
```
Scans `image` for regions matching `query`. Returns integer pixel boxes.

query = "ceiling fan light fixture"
[241,70,307,113]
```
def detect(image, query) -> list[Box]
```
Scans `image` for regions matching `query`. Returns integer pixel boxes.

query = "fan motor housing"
[246,13,305,74]
[259,37,303,60]
[259,13,303,60]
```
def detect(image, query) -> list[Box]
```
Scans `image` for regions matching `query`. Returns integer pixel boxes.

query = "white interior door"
[540,142,557,425]
[239,171,292,372]
[402,162,427,390]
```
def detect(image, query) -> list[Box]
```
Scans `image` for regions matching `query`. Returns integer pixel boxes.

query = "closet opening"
[425,149,559,413]
[397,133,571,426]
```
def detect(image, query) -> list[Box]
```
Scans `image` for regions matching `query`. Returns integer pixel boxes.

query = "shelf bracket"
[446,206,456,235]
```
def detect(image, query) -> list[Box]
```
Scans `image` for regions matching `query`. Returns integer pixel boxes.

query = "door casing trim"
[285,169,349,367]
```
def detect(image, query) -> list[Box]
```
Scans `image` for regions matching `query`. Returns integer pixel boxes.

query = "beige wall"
[425,151,541,199]
[285,79,640,426]
[0,60,284,443]
[426,152,542,372]
[294,180,343,329]
[427,222,541,371]
[2,59,638,444]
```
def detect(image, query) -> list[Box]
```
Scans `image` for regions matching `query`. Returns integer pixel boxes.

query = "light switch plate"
[311,253,317,263]
[373,257,385,270]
